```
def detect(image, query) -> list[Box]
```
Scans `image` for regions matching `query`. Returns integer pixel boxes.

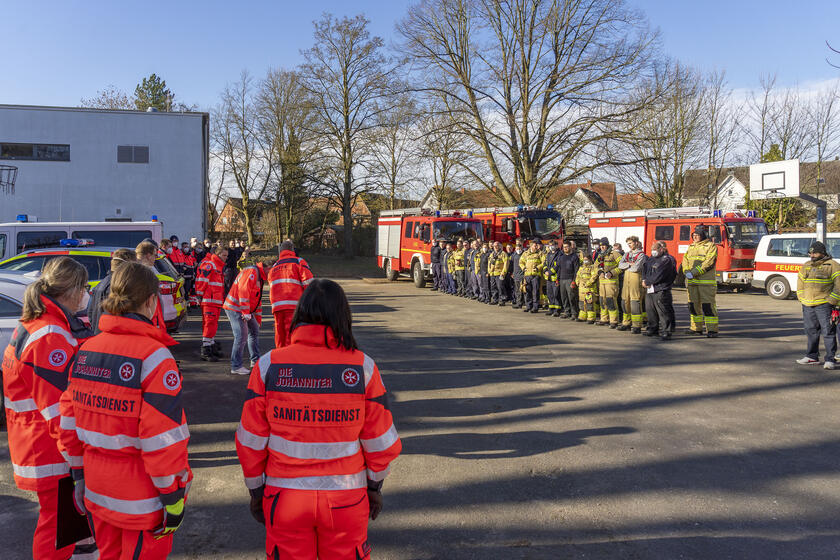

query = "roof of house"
[684,160,840,198]
[547,182,617,209]
[616,192,654,210]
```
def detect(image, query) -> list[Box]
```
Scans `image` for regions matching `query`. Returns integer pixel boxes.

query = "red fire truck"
[457,205,565,245]
[588,207,768,289]
[377,208,485,288]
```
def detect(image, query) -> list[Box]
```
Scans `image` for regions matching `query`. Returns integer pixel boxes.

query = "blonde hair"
[111,248,136,272]
[21,257,88,321]
[135,241,157,261]
[102,262,159,316]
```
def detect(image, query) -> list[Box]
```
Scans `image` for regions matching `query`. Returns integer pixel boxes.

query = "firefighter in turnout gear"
[2,257,95,560]
[520,240,545,313]
[489,242,510,305]
[543,242,560,316]
[596,237,623,328]
[795,241,840,369]
[681,225,719,337]
[453,240,466,296]
[235,280,401,560]
[58,262,192,559]
[576,254,600,323]
[618,236,647,333]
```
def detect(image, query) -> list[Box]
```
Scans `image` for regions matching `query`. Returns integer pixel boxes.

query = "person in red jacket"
[195,244,228,361]
[267,240,313,348]
[179,242,198,308]
[223,261,267,375]
[136,241,177,348]
[58,262,192,559]
[2,257,95,559]
[236,279,401,559]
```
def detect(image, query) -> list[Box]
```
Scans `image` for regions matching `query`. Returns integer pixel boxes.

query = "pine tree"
[134,74,173,111]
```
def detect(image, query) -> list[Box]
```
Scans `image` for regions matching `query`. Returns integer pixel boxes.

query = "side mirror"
[506,218,515,233]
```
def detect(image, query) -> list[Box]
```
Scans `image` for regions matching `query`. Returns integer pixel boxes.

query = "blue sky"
[2,0,838,110]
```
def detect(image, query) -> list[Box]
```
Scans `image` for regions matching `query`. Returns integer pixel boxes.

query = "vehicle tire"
[385,259,399,282]
[412,261,426,288]
[766,276,791,300]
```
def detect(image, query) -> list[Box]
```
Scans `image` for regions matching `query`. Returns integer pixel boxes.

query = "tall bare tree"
[703,71,741,207]
[398,0,658,205]
[419,109,469,209]
[212,71,275,245]
[301,13,391,257]
[80,85,133,110]
[368,93,419,210]
[808,84,840,194]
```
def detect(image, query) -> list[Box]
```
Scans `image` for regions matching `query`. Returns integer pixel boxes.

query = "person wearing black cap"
[680,224,719,337]
[795,241,840,369]
[596,237,623,328]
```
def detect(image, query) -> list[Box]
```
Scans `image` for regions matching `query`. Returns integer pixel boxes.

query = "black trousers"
[431,263,442,288]
[455,270,466,295]
[558,279,578,317]
[511,278,524,307]
[495,276,508,302]
[645,289,675,334]
[479,274,490,301]
[524,276,541,311]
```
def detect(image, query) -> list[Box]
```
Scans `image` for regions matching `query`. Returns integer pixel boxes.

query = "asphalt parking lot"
[3,279,840,559]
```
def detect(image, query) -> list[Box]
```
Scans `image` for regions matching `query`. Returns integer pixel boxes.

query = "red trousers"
[34,486,75,560]
[263,487,370,559]
[92,515,173,560]
[273,310,294,348]
[201,305,220,339]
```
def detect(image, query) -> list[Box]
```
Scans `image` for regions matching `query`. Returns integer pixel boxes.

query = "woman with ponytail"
[58,262,191,559]
[2,256,94,559]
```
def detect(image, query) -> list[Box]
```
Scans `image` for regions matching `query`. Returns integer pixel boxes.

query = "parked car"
[0,276,33,348]
[752,233,840,299]
[0,246,187,332]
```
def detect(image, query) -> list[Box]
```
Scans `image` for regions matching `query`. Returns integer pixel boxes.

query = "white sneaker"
[796,357,820,365]
[824,361,836,370]
[230,366,250,375]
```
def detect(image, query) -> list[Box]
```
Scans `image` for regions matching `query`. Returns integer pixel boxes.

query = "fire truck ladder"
[643,207,715,220]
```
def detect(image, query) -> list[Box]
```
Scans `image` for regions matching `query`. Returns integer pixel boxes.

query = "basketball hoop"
[761,189,786,200]
[0,164,18,195]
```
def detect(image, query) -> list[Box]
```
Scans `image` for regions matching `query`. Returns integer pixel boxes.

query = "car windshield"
[519,214,563,239]
[433,221,483,241]
[726,221,768,248]
[0,256,45,273]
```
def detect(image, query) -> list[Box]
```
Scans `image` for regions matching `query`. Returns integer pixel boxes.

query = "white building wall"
[0,105,207,241]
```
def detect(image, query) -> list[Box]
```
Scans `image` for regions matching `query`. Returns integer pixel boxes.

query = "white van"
[0,220,164,261]
[752,233,840,299]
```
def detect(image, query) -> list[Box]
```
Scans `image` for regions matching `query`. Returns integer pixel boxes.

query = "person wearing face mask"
[680,225,719,337]
[642,241,677,340]
[795,241,840,369]
[168,236,186,275]
[2,257,96,560]
[180,242,198,307]
[510,240,525,309]
[58,262,192,558]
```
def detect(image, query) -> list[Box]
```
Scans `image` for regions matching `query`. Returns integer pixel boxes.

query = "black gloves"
[249,485,265,525]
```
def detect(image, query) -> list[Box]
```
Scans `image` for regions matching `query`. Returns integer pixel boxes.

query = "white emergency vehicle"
[752,233,840,299]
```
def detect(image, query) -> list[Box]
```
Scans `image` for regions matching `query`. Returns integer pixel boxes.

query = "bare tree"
[368,93,420,210]
[703,71,741,207]
[80,85,133,110]
[398,0,658,205]
[300,13,391,257]
[212,71,275,245]
[744,74,777,163]
[808,84,840,194]
[419,109,469,209]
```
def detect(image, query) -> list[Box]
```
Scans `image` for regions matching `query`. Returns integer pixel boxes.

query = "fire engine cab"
[457,205,564,245]
[588,207,768,289]
[377,208,484,288]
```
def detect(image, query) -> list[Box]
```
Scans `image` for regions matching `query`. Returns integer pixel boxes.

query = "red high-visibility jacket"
[196,253,226,307]
[182,251,196,273]
[168,249,185,269]
[223,264,266,325]
[57,313,192,530]
[268,250,314,314]
[236,324,401,491]
[2,295,91,491]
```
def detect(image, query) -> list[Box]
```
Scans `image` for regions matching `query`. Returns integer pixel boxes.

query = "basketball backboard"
[749,159,799,200]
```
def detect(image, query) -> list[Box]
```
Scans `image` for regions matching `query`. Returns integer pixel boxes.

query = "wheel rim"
[769,280,784,296]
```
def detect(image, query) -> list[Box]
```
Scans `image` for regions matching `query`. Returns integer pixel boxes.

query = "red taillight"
[160,282,176,295]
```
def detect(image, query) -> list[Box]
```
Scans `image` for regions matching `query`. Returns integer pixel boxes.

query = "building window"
[654,225,674,241]
[0,143,70,161]
[117,145,149,164]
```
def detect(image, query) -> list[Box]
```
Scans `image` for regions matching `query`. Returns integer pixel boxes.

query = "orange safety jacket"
[195,253,226,307]
[2,295,92,491]
[223,264,266,325]
[57,313,192,530]
[268,250,314,314]
[236,324,401,492]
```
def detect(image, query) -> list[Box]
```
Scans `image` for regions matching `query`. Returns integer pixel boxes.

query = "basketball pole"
[798,193,827,244]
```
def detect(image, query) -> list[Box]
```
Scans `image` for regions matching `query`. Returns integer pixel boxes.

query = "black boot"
[212,341,223,358]
[201,345,218,362]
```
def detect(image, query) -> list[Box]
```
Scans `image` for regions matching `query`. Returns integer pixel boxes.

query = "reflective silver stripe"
[202,298,224,305]
[12,462,69,479]
[23,324,78,352]
[244,474,265,490]
[207,281,224,287]
[67,455,84,468]
[151,474,175,489]
[271,278,304,286]
[302,277,314,285]
[60,415,76,430]
[141,347,174,382]
[271,300,298,309]
[362,353,375,387]
[367,465,390,482]
[84,488,162,515]
[140,423,190,452]
[236,424,268,450]
[268,435,360,460]
[257,352,272,385]
[4,396,38,413]
[266,470,366,491]
[40,403,60,421]
[361,424,399,453]
[77,427,140,450]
